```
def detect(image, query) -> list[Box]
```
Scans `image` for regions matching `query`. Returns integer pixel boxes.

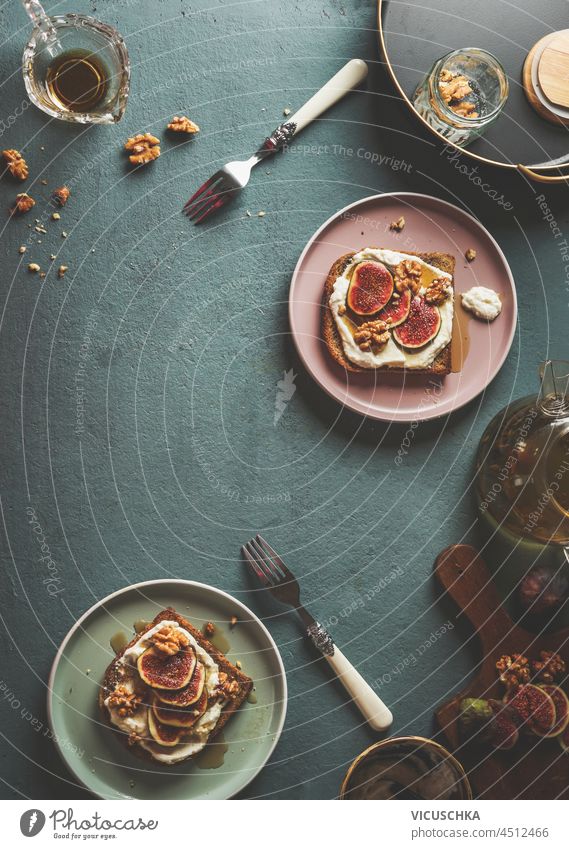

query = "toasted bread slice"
[99,607,253,762]
[322,249,455,375]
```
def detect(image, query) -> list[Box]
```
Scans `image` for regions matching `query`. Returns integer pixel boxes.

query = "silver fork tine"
[183,174,221,211]
[241,544,269,585]
[248,537,283,583]
[191,193,230,224]
[183,182,223,219]
[256,534,293,580]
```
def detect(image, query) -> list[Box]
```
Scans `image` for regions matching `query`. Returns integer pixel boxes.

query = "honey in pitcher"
[46,50,109,113]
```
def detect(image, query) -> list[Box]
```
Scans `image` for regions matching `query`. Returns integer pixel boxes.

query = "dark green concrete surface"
[1,0,568,800]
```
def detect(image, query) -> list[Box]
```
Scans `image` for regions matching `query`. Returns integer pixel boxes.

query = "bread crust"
[321,248,455,375]
[99,607,253,763]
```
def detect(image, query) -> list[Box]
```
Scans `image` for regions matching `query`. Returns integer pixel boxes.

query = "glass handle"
[21,0,59,42]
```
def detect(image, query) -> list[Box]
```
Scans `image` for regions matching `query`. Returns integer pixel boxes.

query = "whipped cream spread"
[104,621,223,764]
[329,248,453,369]
[461,286,502,321]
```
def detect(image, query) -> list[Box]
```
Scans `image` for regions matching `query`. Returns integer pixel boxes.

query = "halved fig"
[378,289,411,327]
[156,662,206,706]
[504,684,556,737]
[152,689,208,728]
[538,685,569,737]
[147,708,183,746]
[347,261,393,316]
[137,646,196,690]
[393,296,441,349]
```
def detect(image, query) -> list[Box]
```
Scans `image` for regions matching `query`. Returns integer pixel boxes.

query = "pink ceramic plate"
[289,193,517,423]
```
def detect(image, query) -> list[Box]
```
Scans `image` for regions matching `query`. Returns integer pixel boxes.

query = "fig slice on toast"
[152,689,208,728]
[347,261,393,316]
[137,645,196,690]
[393,295,441,349]
[147,708,183,746]
[156,662,206,706]
[378,289,411,327]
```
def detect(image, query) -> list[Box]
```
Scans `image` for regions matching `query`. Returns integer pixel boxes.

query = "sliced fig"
[393,296,441,349]
[347,261,393,316]
[378,289,411,327]
[504,684,556,737]
[538,685,569,737]
[147,708,183,746]
[559,724,569,752]
[156,662,206,706]
[137,646,196,690]
[152,689,208,728]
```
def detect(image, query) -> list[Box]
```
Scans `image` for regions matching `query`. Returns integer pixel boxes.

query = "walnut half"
[124,133,161,166]
[152,624,190,656]
[2,149,28,181]
[353,319,390,352]
[11,192,35,215]
[393,259,422,294]
[107,685,143,718]
[168,115,200,134]
[424,277,451,305]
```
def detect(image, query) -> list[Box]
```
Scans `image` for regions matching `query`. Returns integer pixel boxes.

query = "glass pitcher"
[21,0,130,124]
[475,361,569,577]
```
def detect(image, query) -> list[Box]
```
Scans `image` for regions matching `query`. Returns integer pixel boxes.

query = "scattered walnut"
[393,259,422,294]
[2,149,28,180]
[203,621,216,638]
[390,216,405,232]
[107,686,143,717]
[465,247,477,262]
[124,133,161,166]
[12,193,35,215]
[152,624,190,656]
[58,265,68,278]
[531,651,566,684]
[438,70,478,118]
[28,263,40,273]
[168,115,200,134]
[52,212,61,221]
[215,671,240,701]
[496,654,530,688]
[424,277,451,305]
[52,185,70,206]
[353,319,390,352]
[229,615,238,629]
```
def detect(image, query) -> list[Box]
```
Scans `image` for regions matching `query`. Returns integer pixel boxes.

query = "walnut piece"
[203,621,216,638]
[168,115,200,134]
[465,247,477,262]
[424,277,451,305]
[215,671,240,701]
[438,71,478,118]
[108,685,143,718]
[2,149,28,180]
[12,192,35,215]
[496,653,530,688]
[532,651,566,684]
[229,615,238,629]
[393,259,422,294]
[52,185,70,206]
[124,133,161,166]
[390,216,405,232]
[152,624,190,656]
[353,319,390,352]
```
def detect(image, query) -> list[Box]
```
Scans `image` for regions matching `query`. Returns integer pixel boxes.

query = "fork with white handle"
[184,58,368,223]
[242,534,393,732]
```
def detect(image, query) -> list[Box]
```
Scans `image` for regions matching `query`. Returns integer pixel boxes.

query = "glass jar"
[413,48,509,146]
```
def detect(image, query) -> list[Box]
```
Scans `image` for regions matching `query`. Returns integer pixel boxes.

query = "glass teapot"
[475,361,569,571]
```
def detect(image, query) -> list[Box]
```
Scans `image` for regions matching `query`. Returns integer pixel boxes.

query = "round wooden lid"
[538,30,569,107]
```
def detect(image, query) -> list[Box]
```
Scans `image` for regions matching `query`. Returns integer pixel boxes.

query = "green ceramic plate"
[47,579,287,799]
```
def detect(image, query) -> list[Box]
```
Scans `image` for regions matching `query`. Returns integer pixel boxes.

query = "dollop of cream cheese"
[461,286,502,321]
[329,248,453,369]
[104,620,223,764]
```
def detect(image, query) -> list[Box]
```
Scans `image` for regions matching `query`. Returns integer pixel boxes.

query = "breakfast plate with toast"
[48,580,287,800]
[289,192,517,422]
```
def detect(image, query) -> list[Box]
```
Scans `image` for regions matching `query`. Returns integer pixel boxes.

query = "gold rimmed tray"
[377,0,569,183]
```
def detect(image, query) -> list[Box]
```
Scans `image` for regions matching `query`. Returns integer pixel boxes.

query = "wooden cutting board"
[435,544,569,799]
